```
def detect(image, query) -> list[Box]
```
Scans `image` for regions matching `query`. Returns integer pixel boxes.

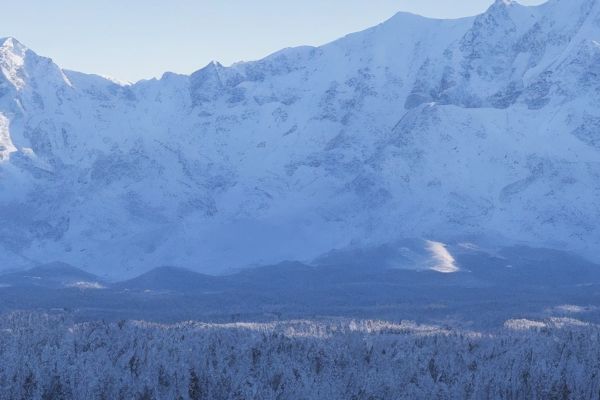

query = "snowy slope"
[0,0,599,277]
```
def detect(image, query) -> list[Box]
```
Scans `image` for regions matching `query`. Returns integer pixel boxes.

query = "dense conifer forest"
[2,313,599,399]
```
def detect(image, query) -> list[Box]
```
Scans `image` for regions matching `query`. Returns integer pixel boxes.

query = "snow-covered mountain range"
[1,0,599,277]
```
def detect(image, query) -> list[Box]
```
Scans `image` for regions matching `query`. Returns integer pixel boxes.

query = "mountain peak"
[0,36,27,55]
[0,36,29,59]
[0,37,30,89]
[0,36,74,91]
[1,36,24,49]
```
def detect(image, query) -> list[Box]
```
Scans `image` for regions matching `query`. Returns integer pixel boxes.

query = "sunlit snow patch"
[426,240,459,273]
[67,281,106,289]
[458,242,479,251]
[0,114,17,161]
[553,305,598,314]
[505,318,589,330]
[505,319,547,330]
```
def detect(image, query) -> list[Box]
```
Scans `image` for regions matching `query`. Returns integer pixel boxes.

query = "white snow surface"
[0,0,599,277]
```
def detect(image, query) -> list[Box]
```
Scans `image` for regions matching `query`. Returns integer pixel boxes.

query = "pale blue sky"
[1,0,546,82]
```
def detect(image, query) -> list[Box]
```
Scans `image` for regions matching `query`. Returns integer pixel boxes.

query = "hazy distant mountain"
[0,0,599,277]
[114,266,223,292]
[0,262,104,288]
